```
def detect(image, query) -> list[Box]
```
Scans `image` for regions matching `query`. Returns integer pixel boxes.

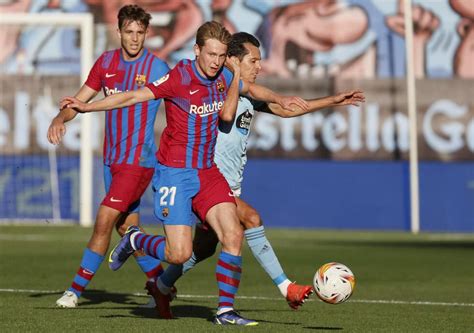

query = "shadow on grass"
[303,327,343,330]
[31,291,318,325]
[31,290,215,320]
[30,289,141,307]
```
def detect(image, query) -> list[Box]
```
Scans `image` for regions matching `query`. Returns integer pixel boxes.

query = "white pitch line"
[1,288,473,307]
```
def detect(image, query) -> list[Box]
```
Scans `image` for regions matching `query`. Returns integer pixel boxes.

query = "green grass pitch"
[1,225,473,332]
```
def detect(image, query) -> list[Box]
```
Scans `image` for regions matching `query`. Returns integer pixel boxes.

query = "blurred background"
[0,0,472,232]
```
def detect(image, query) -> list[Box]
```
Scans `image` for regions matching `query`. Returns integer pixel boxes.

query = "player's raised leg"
[148,223,218,309]
[109,163,197,318]
[115,212,165,282]
[237,197,313,309]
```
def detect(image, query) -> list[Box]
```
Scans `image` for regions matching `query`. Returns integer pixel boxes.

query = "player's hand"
[47,117,66,145]
[278,96,309,112]
[60,96,89,112]
[332,90,365,106]
[225,56,241,76]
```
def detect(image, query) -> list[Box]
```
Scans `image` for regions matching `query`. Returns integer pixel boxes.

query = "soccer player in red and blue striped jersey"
[47,5,169,309]
[61,21,308,325]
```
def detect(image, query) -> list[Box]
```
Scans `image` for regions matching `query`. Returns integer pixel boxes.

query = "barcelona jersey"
[85,48,169,168]
[146,59,240,169]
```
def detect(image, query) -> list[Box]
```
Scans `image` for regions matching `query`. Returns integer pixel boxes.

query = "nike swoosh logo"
[190,89,199,95]
[224,319,236,324]
[199,113,215,118]
[110,197,122,202]
[105,73,116,78]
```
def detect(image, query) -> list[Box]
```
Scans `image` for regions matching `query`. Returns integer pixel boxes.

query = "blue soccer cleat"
[213,310,258,326]
[108,225,140,271]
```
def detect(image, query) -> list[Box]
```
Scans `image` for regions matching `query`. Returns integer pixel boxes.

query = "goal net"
[0,13,95,226]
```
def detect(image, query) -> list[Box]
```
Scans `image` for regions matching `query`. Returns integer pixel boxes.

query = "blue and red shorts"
[102,163,154,213]
[152,162,235,226]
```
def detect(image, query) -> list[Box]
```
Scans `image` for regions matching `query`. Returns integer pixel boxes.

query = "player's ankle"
[156,277,171,295]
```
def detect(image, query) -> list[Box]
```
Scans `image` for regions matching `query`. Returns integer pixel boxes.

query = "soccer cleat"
[213,310,258,326]
[140,285,178,308]
[145,281,174,319]
[56,291,78,308]
[286,283,314,310]
[108,225,139,271]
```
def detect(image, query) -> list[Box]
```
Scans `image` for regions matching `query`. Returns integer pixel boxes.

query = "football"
[313,262,355,304]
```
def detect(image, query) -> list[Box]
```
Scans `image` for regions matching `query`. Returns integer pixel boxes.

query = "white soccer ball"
[313,262,355,304]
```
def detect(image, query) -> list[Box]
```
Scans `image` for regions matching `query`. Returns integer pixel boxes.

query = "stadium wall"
[1,156,472,232]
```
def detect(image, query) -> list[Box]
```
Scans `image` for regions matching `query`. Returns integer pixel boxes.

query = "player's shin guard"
[135,255,163,281]
[245,226,290,294]
[133,233,167,262]
[69,248,104,297]
[216,251,242,312]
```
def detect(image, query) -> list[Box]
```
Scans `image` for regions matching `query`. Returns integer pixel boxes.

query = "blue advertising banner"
[240,159,474,232]
[1,155,472,232]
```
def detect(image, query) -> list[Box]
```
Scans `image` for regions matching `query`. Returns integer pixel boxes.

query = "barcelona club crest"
[135,74,147,86]
[162,207,169,218]
[216,81,225,93]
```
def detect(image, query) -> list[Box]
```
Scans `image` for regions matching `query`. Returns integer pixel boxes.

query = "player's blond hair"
[195,21,232,49]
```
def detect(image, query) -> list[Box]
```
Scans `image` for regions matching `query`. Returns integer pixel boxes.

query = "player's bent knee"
[93,221,115,237]
[166,247,193,264]
[220,227,244,251]
[242,211,262,229]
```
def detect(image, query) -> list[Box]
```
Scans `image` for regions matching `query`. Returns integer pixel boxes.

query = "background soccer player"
[47,5,169,308]
[151,32,365,310]
[60,21,308,325]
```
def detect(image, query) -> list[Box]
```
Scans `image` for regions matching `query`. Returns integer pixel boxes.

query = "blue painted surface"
[240,159,474,232]
[241,160,411,231]
[1,156,472,232]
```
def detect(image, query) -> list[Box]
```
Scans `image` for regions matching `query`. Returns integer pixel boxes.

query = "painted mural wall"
[1,0,473,79]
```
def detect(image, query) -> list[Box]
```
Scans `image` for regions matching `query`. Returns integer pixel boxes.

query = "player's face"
[194,38,228,78]
[118,20,147,61]
[239,43,262,83]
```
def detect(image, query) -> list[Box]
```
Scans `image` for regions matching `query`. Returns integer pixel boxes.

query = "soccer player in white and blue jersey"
[153,32,365,310]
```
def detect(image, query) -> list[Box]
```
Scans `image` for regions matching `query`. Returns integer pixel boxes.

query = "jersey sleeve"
[248,97,269,112]
[149,58,170,81]
[84,54,104,92]
[222,67,243,92]
[145,65,177,99]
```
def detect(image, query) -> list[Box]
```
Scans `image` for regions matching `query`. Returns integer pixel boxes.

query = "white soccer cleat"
[56,291,78,308]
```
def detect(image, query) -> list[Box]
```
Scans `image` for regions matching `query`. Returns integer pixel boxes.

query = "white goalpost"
[0,13,95,227]
[403,0,421,234]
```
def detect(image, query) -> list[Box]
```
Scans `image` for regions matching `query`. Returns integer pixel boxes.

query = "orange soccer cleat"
[286,283,314,310]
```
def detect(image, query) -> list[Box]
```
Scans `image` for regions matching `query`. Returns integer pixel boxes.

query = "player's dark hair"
[227,32,261,61]
[117,5,152,30]
[196,21,232,48]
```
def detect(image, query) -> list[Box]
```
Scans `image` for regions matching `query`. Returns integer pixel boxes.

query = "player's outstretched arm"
[244,82,309,112]
[268,90,365,118]
[60,87,156,113]
[220,56,241,122]
[47,85,98,145]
